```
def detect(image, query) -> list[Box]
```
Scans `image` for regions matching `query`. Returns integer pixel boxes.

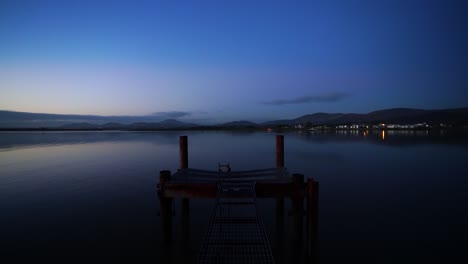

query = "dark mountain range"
[220,121,258,127]
[292,113,346,125]
[287,108,468,126]
[0,110,171,128]
[59,122,126,129]
[126,119,197,129]
[100,122,126,129]
[1,108,467,129]
[58,119,197,130]
[260,119,291,126]
[59,122,102,129]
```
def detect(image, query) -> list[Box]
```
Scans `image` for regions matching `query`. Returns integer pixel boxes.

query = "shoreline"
[0,127,466,132]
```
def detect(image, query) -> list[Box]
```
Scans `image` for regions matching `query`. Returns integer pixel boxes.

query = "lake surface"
[1,130,467,263]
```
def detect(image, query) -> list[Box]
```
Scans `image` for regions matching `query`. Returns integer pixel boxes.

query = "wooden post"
[159,170,173,245]
[276,135,284,168]
[306,178,319,261]
[180,136,188,169]
[181,198,190,243]
[276,198,285,264]
[273,137,287,261]
[291,173,304,264]
[181,198,190,262]
[179,136,189,260]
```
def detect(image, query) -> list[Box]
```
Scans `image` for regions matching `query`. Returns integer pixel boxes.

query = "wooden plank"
[161,182,306,198]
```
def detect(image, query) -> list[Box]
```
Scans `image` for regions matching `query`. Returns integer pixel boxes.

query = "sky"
[0,0,467,123]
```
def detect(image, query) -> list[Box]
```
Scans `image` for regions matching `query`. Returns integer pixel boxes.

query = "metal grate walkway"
[198,182,274,264]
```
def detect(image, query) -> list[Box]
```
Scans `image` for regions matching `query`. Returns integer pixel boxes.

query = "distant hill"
[0,110,173,128]
[1,108,467,129]
[59,122,102,129]
[100,122,125,129]
[127,119,197,129]
[292,113,346,125]
[212,108,468,127]
[260,119,292,126]
[59,122,126,129]
[220,121,258,127]
[59,119,197,130]
[267,108,468,126]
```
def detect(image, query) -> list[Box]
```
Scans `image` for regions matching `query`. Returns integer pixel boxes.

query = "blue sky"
[0,0,467,123]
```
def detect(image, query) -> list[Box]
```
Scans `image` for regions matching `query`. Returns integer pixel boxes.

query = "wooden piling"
[179,136,190,255]
[177,136,191,261]
[181,198,190,262]
[306,178,319,259]
[180,136,188,169]
[275,198,285,264]
[159,170,173,245]
[291,173,304,263]
[181,198,190,232]
[276,135,284,168]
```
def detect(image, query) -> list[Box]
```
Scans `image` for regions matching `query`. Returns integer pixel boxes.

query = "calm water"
[1,130,467,263]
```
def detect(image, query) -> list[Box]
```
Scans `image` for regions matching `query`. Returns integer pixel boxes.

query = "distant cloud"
[150,111,191,119]
[262,92,349,106]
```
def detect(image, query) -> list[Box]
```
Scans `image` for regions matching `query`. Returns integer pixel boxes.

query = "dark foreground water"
[1,130,467,263]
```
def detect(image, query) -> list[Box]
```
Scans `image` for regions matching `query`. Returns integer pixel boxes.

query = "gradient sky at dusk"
[0,0,467,123]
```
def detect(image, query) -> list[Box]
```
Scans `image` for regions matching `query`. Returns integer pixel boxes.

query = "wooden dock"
[157,135,319,264]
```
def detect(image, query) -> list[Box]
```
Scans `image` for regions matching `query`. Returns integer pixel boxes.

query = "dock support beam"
[306,178,319,262]
[180,136,188,169]
[179,136,190,237]
[275,134,286,263]
[159,170,173,243]
[276,198,285,264]
[292,174,304,264]
[181,197,190,262]
[276,135,284,168]
[179,135,190,257]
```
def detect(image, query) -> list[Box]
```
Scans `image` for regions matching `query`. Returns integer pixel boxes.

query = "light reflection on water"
[0,130,467,263]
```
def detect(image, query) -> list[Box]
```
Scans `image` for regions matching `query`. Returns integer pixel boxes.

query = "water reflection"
[293,129,468,147]
[0,131,467,263]
[1,129,468,151]
[0,131,182,151]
